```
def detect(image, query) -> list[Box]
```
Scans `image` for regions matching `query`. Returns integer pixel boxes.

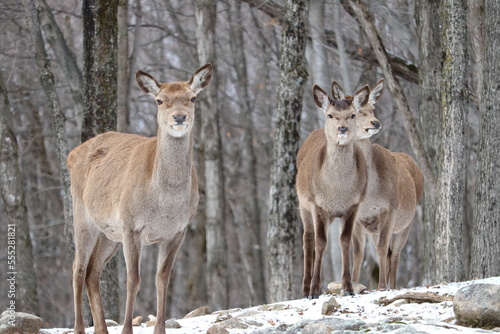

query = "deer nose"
[173,115,187,124]
[339,127,348,134]
[371,121,381,129]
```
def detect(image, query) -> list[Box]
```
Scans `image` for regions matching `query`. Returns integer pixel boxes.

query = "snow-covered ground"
[43,276,500,334]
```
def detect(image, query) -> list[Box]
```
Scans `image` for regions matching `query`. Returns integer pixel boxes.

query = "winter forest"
[0,0,499,329]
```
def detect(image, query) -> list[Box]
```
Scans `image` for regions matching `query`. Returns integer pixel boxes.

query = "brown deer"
[333,80,424,290]
[67,64,212,334]
[296,84,370,298]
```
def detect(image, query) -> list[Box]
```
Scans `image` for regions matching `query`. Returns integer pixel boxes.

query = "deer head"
[332,79,384,139]
[136,64,213,138]
[313,84,370,145]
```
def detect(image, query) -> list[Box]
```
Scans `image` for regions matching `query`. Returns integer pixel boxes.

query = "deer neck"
[152,128,193,189]
[323,140,357,175]
[355,138,373,162]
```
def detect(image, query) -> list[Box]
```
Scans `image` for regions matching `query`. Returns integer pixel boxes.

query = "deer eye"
[351,114,356,119]
[190,97,196,103]
[327,114,333,119]
[156,100,163,105]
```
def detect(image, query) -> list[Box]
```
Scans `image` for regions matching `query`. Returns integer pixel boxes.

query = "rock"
[454,283,500,327]
[321,296,341,315]
[165,318,181,329]
[105,319,119,326]
[0,311,42,334]
[217,318,249,329]
[132,315,143,326]
[184,306,210,318]
[327,281,367,295]
[286,318,365,334]
[206,324,229,334]
[145,314,156,327]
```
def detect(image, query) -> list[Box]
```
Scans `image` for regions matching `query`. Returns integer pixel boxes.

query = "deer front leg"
[121,232,143,334]
[154,229,187,334]
[339,211,357,295]
[300,207,315,298]
[309,207,327,299]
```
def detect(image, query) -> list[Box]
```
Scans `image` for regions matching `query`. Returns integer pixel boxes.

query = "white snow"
[43,276,500,334]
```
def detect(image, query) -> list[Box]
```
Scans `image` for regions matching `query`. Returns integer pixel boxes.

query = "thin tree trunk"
[35,0,84,135]
[434,0,468,283]
[226,0,266,305]
[470,0,500,279]
[117,0,129,133]
[82,0,120,322]
[332,0,352,94]
[0,71,40,315]
[267,0,309,303]
[415,0,441,285]
[195,0,228,310]
[20,0,73,252]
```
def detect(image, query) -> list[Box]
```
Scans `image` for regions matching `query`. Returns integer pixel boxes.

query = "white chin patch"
[337,133,348,145]
[367,129,379,135]
[170,124,188,137]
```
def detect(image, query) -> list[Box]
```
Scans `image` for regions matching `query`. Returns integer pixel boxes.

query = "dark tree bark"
[116,0,129,133]
[267,0,309,303]
[195,0,229,310]
[82,0,120,322]
[0,71,40,315]
[415,0,441,285]
[470,0,500,279]
[434,0,468,283]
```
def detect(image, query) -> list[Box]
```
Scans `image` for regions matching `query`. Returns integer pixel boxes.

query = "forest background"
[0,0,499,329]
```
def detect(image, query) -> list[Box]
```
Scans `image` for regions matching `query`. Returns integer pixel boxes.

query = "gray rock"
[0,311,42,334]
[165,318,181,329]
[327,282,367,295]
[454,283,500,327]
[287,318,365,334]
[321,296,341,315]
[105,319,119,326]
[184,306,210,318]
[206,324,229,334]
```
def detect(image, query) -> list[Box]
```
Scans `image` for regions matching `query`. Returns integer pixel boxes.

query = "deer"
[296,83,371,298]
[67,64,213,334]
[332,80,424,290]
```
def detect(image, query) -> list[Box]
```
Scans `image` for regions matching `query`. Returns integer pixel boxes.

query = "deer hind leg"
[351,222,366,284]
[374,212,396,290]
[309,207,327,299]
[85,234,120,334]
[300,206,315,298]
[73,213,100,334]
[154,229,187,334]
[388,223,413,289]
[121,232,143,334]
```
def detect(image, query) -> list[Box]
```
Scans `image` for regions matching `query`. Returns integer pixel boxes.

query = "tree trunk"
[20,0,73,253]
[267,0,309,303]
[434,0,468,283]
[195,0,228,310]
[227,0,266,305]
[470,0,500,279]
[117,0,129,133]
[415,0,441,285]
[82,0,120,322]
[0,71,40,315]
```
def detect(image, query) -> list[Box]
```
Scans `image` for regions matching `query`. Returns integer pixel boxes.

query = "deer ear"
[189,63,213,95]
[136,70,161,96]
[353,85,370,110]
[331,81,345,100]
[369,79,384,105]
[312,85,331,110]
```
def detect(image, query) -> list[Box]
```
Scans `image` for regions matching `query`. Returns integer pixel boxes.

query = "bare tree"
[81,0,120,322]
[433,0,468,283]
[195,0,229,310]
[470,0,500,278]
[267,0,309,303]
[0,71,39,315]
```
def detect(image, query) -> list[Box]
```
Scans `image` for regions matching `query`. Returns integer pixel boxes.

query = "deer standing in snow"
[296,84,370,297]
[332,80,424,290]
[67,64,212,334]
